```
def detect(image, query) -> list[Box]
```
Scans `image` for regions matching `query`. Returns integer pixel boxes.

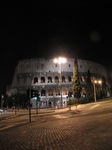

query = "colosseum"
[6,57,110,108]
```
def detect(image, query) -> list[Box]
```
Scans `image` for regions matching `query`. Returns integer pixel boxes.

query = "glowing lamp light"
[54,57,66,64]
[95,80,97,83]
[62,58,66,63]
[98,80,102,84]
[54,59,58,63]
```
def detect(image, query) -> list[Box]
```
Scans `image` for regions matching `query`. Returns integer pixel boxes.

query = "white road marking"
[53,115,68,119]
[0,125,15,131]
[0,122,27,131]
[89,104,100,110]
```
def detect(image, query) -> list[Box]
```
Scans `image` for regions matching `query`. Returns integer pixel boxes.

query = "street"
[0,98,112,150]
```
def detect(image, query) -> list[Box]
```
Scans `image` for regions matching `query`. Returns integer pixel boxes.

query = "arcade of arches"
[33,76,72,84]
[37,87,86,97]
[39,88,70,96]
[32,75,102,97]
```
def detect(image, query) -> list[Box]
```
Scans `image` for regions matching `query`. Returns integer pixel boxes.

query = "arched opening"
[90,76,93,83]
[63,88,68,95]
[81,76,84,83]
[68,76,71,82]
[34,77,38,84]
[81,87,86,97]
[48,76,52,83]
[41,89,46,96]
[56,88,60,95]
[48,89,53,96]
[55,76,59,83]
[62,76,66,83]
[41,76,45,83]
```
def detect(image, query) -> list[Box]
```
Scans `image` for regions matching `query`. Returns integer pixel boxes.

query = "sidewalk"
[0,105,82,121]
[1,97,111,120]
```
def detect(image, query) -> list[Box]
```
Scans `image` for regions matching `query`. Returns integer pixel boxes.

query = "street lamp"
[93,76,96,102]
[93,76,102,102]
[98,80,102,90]
[54,57,66,108]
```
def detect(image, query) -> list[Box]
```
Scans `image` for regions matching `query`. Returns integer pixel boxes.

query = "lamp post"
[93,76,102,102]
[98,80,102,91]
[93,76,96,102]
[28,88,31,122]
[54,57,66,108]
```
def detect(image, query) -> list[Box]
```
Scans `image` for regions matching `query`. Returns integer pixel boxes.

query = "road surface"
[0,98,112,150]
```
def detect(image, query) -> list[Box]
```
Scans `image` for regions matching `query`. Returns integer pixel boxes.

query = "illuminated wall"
[6,58,109,102]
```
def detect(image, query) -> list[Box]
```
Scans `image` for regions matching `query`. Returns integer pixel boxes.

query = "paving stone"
[0,105,112,150]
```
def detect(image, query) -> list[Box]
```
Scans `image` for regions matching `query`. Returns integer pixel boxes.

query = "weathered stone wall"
[17,58,75,73]
[9,58,107,97]
[78,59,107,77]
[16,58,107,76]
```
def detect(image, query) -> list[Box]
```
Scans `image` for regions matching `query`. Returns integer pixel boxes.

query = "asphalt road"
[0,98,112,150]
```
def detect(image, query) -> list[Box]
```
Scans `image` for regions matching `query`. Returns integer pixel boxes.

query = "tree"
[72,60,81,101]
[86,70,94,101]
[7,93,28,108]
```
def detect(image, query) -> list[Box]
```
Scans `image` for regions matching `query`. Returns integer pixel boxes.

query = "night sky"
[0,0,112,94]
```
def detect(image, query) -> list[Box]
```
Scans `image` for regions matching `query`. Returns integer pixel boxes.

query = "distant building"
[6,58,110,107]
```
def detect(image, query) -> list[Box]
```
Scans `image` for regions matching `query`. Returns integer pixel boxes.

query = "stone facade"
[6,58,110,107]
